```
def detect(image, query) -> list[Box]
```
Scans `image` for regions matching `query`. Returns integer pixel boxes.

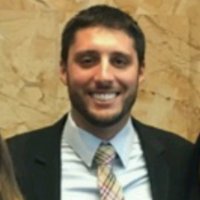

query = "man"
[7,5,197,200]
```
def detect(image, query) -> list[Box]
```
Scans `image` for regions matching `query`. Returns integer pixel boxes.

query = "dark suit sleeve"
[189,134,200,200]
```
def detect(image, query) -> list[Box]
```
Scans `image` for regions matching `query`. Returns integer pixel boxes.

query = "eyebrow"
[74,50,99,57]
[74,50,132,56]
[111,51,132,57]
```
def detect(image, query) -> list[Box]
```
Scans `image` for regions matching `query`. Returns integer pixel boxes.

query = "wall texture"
[0,0,199,142]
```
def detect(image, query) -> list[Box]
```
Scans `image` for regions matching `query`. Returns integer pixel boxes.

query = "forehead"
[70,26,135,52]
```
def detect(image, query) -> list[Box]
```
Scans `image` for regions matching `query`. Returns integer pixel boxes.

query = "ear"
[138,62,145,83]
[59,61,68,85]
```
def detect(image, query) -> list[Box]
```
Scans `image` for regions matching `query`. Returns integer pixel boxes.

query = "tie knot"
[94,144,116,166]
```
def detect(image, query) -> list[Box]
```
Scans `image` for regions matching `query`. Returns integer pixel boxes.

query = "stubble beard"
[67,85,138,128]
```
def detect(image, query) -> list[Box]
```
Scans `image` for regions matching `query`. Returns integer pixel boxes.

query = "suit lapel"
[133,119,170,200]
[30,115,67,200]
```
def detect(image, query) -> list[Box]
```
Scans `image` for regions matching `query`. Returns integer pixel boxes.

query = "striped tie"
[94,144,124,200]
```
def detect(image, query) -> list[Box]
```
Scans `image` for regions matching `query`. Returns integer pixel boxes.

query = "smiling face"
[60,27,144,137]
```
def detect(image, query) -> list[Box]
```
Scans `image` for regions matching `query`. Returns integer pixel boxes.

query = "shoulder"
[195,134,200,149]
[132,117,194,151]
[7,114,67,153]
[193,134,200,166]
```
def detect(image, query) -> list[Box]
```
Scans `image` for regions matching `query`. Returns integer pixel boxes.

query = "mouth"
[93,93,117,101]
[88,91,120,102]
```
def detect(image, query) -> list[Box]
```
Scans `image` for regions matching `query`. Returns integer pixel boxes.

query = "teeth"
[92,93,116,101]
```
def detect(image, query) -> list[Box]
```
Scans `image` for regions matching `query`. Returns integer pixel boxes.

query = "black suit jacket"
[190,135,200,200]
[7,115,196,200]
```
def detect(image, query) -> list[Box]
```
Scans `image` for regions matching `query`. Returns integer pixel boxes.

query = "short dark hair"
[61,5,145,67]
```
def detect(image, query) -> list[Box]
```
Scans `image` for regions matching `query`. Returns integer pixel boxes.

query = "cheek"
[68,67,94,87]
[116,70,140,86]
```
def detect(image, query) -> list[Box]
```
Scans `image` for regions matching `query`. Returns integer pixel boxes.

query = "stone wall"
[0,0,199,142]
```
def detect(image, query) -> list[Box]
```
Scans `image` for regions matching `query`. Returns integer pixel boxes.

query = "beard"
[67,84,138,128]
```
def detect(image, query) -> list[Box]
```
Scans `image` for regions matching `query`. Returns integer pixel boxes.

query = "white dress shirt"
[61,113,152,200]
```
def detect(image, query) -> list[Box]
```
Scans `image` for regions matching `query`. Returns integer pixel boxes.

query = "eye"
[110,53,131,68]
[75,51,99,68]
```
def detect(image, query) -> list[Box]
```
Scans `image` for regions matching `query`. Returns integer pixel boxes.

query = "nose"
[94,58,114,83]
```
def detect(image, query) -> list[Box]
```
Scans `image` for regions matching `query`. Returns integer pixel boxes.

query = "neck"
[71,110,130,140]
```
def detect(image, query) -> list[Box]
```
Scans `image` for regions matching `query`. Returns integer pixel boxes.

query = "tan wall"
[0,0,199,142]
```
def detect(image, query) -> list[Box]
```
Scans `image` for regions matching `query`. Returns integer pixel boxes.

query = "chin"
[85,111,124,127]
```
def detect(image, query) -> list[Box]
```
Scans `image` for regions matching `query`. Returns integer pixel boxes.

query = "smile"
[91,93,118,101]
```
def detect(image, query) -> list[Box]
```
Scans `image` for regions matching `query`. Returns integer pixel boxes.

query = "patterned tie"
[94,144,124,200]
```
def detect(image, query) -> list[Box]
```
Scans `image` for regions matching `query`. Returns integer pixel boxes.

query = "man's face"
[60,27,144,128]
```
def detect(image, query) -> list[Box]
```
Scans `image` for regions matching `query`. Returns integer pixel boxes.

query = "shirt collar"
[62,113,138,168]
